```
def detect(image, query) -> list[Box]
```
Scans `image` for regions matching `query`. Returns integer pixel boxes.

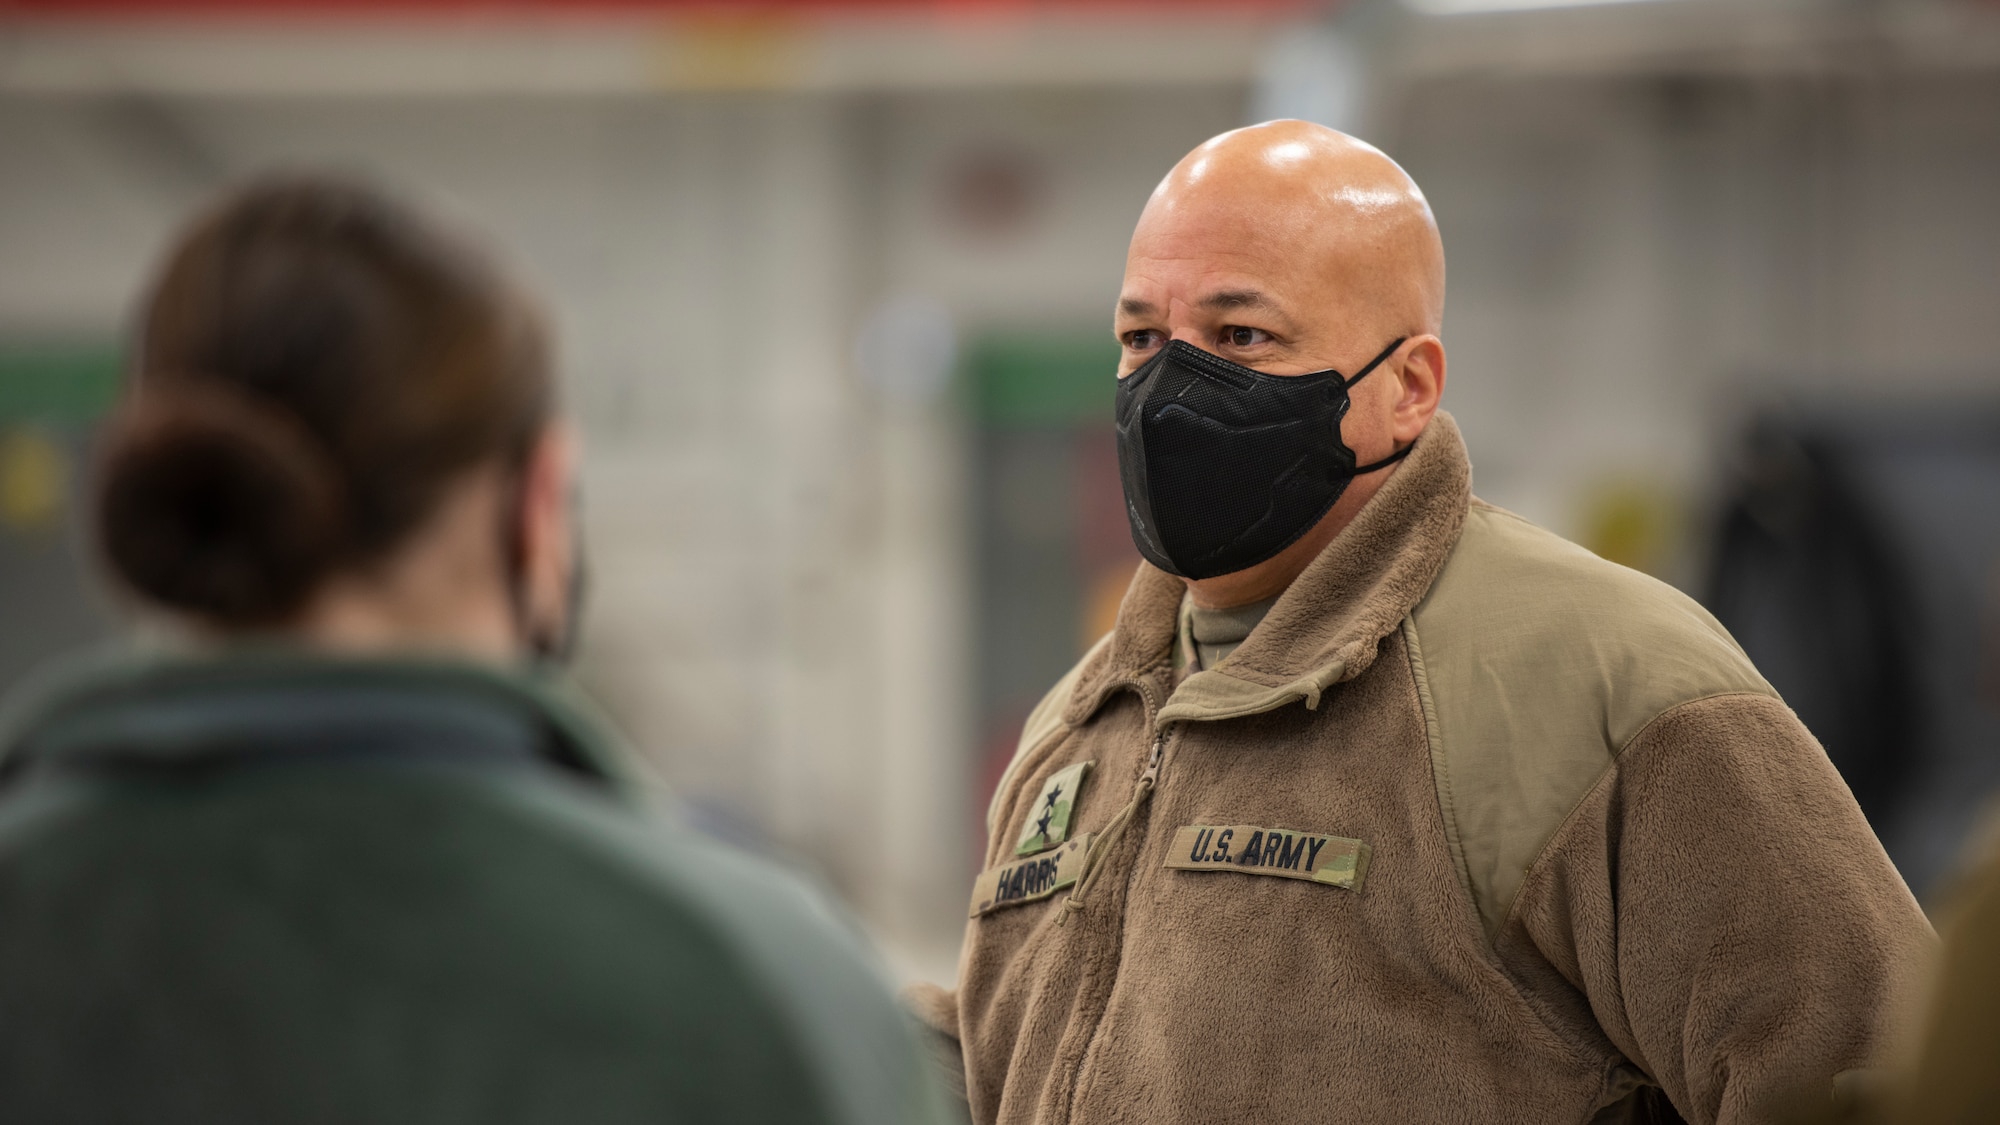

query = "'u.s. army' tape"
[970,835,1093,917]
[1164,824,1369,890]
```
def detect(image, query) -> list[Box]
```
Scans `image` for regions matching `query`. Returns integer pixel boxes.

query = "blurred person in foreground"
[1887,833,2000,1121]
[1783,824,2000,1125]
[907,121,1932,1124]
[0,176,943,1125]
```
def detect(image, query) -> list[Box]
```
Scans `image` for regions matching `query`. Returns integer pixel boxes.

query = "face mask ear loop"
[498,462,535,654]
[499,444,576,667]
[1342,337,1415,473]
[1340,336,1408,390]
[1352,441,1416,475]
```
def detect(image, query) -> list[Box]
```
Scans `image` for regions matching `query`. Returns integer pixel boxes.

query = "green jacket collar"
[0,646,638,793]
[1067,411,1473,730]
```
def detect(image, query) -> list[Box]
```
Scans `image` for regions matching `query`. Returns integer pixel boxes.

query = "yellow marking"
[0,427,65,533]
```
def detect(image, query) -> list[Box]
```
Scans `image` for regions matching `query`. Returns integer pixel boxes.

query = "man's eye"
[1225,326,1271,347]
[1125,330,1164,351]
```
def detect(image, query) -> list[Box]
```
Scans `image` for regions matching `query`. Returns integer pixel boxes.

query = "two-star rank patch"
[970,835,1093,917]
[1015,759,1093,856]
[1164,824,1371,890]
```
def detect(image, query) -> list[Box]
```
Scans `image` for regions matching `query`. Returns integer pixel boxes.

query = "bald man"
[907,122,1932,1125]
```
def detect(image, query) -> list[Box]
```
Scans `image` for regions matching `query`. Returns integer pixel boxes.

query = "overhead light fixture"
[1403,0,1677,15]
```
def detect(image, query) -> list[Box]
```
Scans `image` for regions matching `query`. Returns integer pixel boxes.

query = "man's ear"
[1393,335,1446,444]
[516,421,580,646]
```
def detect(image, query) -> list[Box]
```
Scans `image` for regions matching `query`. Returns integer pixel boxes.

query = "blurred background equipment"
[2,0,1999,978]
[1710,405,2000,898]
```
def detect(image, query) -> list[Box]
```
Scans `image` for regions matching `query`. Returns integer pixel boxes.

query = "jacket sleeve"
[1512,692,1934,1125]
[650,827,959,1125]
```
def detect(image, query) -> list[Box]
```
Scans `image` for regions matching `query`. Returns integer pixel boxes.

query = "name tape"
[971,834,1093,918]
[1164,824,1370,890]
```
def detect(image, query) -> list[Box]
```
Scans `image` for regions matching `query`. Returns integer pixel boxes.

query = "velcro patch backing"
[971,834,1093,917]
[1164,825,1369,890]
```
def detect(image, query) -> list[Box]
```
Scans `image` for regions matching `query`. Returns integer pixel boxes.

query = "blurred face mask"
[1115,336,1409,581]
[533,515,588,666]
[504,479,588,667]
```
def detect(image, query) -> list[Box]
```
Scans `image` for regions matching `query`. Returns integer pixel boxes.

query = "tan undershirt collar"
[1175,593,1280,677]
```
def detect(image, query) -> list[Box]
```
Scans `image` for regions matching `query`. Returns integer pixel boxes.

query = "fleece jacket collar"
[1066,410,1473,731]
[0,647,634,793]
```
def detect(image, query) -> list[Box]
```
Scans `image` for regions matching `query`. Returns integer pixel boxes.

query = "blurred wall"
[1394,67,2000,567]
[0,15,1260,975]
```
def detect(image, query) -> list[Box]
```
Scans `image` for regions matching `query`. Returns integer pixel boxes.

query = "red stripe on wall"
[2,0,1315,15]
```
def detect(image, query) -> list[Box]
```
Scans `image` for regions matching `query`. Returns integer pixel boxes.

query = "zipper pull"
[1137,735,1165,790]
[1056,733,1168,928]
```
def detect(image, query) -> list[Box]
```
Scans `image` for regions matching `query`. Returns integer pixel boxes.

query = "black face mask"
[1115,337,1410,580]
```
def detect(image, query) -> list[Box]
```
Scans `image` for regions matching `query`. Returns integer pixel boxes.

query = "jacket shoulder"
[985,633,1112,839]
[1407,500,1775,936]
[0,767,936,1125]
[482,781,945,1125]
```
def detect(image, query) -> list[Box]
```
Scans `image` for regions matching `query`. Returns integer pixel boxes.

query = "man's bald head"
[1114,120,1451,607]
[1123,120,1444,357]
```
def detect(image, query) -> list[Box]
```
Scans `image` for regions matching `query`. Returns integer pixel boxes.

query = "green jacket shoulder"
[0,649,948,1125]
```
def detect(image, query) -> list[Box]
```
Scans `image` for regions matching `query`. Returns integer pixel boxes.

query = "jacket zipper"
[1137,732,1165,787]
[1054,679,1167,925]
[1054,676,1173,1124]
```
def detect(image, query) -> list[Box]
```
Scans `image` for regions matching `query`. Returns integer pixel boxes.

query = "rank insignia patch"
[971,835,1093,917]
[1164,824,1371,891]
[1014,759,1093,856]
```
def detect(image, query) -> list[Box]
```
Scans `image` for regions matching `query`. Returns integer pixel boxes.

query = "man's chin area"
[1184,496,1369,610]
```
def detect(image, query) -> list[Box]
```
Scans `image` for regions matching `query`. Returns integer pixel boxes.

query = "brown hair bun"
[97,173,552,630]
[96,381,344,626]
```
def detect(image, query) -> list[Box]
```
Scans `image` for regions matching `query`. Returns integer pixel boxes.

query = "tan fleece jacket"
[910,413,1932,1125]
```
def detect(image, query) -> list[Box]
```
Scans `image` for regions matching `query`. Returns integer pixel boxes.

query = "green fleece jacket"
[0,651,946,1125]
[910,413,1932,1125]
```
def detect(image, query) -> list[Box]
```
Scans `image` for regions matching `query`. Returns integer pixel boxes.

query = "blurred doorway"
[968,331,1136,826]
[0,341,121,694]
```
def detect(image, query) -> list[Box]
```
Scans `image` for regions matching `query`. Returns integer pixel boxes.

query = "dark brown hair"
[96,173,552,626]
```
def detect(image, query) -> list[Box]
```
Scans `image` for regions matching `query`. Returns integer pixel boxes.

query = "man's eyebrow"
[1197,288,1282,314]
[1118,290,1285,319]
